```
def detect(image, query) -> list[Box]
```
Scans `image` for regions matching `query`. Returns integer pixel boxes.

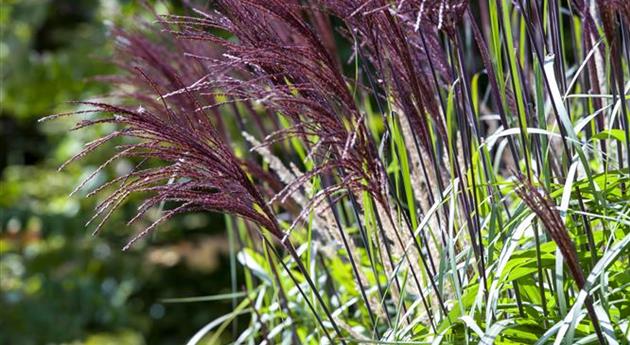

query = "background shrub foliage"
[5,0,630,343]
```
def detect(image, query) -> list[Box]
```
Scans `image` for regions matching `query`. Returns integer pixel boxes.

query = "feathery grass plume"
[169,0,390,210]
[515,177,605,344]
[597,0,630,44]
[45,25,279,246]
[63,84,282,249]
[324,0,451,143]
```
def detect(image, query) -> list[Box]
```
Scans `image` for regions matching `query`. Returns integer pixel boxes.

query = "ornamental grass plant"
[48,0,630,343]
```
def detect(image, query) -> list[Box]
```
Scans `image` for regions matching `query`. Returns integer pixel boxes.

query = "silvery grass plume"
[47,0,630,343]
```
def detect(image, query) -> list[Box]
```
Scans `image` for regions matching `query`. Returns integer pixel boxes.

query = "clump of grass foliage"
[47,0,630,343]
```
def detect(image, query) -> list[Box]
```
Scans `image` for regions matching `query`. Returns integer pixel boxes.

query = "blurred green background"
[1,1,237,344]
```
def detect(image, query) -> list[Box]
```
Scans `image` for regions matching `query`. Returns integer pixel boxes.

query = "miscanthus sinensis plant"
[46,0,630,343]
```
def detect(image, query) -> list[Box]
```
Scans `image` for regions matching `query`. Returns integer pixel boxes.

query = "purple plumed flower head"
[167,0,391,206]
[597,0,630,46]
[42,26,284,249]
[515,176,605,342]
[45,1,395,249]
[323,0,452,153]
